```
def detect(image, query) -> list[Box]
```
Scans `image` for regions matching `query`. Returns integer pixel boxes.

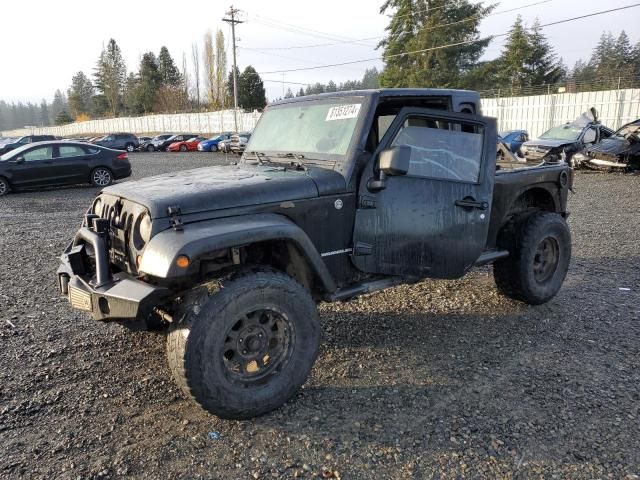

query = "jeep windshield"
[244,98,364,161]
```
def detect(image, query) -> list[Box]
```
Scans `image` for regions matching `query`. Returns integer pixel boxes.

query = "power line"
[252,14,376,47]
[255,3,640,75]
[243,0,553,51]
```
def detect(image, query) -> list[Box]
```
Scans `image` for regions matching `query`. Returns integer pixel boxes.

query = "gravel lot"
[1,152,639,479]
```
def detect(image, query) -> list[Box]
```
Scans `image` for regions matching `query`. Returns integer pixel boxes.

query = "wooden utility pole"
[223,6,243,132]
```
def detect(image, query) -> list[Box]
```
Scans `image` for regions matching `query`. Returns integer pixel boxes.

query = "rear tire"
[125,143,135,152]
[179,144,187,152]
[166,268,320,419]
[90,167,113,187]
[0,176,10,196]
[494,212,571,305]
[146,144,155,152]
[210,144,218,152]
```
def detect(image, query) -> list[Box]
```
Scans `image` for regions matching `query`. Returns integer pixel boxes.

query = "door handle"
[455,198,488,210]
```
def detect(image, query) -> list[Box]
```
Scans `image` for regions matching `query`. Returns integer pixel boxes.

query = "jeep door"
[352,108,496,279]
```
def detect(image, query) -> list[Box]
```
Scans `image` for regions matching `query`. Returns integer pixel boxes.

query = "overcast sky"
[1,0,638,104]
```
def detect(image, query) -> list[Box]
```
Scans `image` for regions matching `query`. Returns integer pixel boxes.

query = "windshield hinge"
[354,242,373,256]
[359,195,376,209]
[167,205,184,231]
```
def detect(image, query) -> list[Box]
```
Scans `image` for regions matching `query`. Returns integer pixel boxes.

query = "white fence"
[482,88,640,137]
[1,109,262,138]
[3,89,639,139]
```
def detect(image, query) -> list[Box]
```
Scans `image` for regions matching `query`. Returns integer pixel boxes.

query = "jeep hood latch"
[167,205,184,231]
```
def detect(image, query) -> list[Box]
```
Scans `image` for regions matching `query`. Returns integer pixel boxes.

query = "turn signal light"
[176,255,190,268]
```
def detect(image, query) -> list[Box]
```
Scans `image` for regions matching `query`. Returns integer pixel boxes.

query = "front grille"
[94,195,146,274]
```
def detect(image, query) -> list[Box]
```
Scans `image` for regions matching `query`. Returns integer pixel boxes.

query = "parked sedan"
[167,137,207,152]
[0,141,132,196]
[142,134,172,152]
[0,134,57,155]
[197,133,233,152]
[522,112,614,164]
[151,133,198,152]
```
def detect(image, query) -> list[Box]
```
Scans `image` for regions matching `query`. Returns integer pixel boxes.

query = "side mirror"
[15,156,25,164]
[379,145,411,176]
[368,145,411,192]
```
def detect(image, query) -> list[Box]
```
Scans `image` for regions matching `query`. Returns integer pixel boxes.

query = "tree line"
[378,0,640,96]
[3,1,640,132]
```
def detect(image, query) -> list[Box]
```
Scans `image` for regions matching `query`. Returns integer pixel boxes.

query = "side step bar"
[474,249,509,266]
[326,250,509,302]
[326,277,409,302]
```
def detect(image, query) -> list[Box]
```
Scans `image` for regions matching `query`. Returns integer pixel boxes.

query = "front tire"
[494,212,571,305]
[167,268,320,419]
[179,144,187,152]
[210,144,218,152]
[91,167,113,187]
[0,176,10,196]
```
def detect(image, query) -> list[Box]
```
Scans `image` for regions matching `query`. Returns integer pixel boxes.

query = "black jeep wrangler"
[58,89,573,419]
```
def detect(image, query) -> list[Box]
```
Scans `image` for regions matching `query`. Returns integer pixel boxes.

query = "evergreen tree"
[94,39,127,117]
[136,52,161,113]
[158,46,182,87]
[39,100,50,126]
[496,16,530,91]
[362,67,381,89]
[633,40,640,78]
[296,88,305,97]
[54,110,74,125]
[527,19,565,86]
[226,66,241,107]
[123,72,141,115]
[68,71,95,118]
[284,88,294,99]
[238,66,267,111]
[379,0,493,88]
[50,89,68,124]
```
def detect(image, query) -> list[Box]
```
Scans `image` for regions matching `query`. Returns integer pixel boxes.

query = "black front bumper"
[57,225,167,321]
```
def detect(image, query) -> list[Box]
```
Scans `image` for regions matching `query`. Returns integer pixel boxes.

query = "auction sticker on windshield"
[326,104,361,121]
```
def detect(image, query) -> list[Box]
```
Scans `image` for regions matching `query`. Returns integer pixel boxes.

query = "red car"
[167,136,206,152]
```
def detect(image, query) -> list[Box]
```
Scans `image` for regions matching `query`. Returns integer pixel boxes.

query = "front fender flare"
[139,213,337,293]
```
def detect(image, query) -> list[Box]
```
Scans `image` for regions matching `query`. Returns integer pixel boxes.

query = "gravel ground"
[1,152,639,479]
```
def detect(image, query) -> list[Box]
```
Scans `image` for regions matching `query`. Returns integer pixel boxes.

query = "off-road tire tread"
[166,266,320,419]
[494,211,571,305]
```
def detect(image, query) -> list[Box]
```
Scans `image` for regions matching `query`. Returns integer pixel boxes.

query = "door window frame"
[377,107,490,186]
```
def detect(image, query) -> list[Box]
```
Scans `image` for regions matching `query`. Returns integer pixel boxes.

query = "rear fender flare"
[139,213,337,293]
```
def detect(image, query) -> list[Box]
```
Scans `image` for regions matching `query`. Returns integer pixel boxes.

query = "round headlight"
[133,213,152,250]
[139,214,152,243]
[93,198,103,216]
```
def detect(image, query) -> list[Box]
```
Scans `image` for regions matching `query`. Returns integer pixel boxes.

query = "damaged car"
[573,119,640,171]
[522,110,614,165]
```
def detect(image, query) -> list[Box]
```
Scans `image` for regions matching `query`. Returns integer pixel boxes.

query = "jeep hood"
[103,164,346,219]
